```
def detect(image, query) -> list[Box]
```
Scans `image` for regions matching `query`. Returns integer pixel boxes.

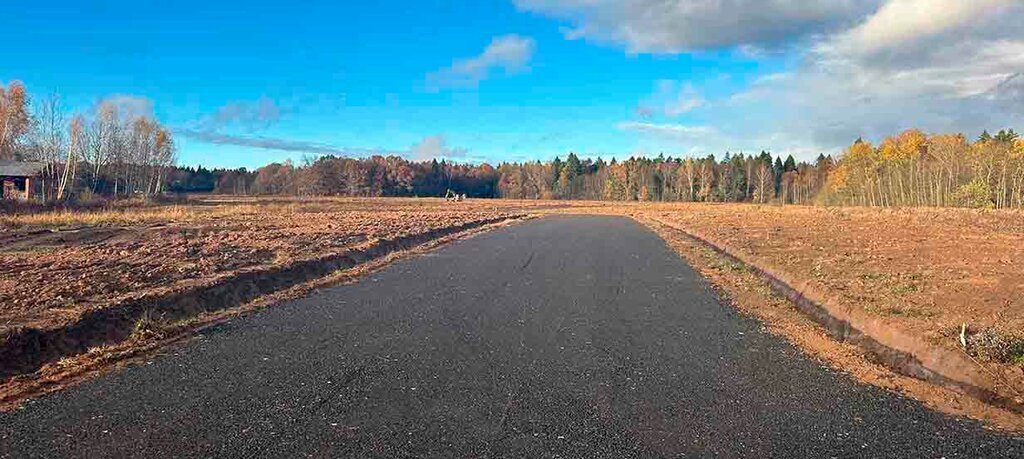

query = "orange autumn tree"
[0,81,31,160]
[824,129,1023,208]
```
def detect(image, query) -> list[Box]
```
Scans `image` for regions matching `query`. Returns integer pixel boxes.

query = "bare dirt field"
[0,198,547,332]
[638,205,1024,360]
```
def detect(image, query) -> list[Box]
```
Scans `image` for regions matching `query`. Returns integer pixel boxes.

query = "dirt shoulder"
[641,216,1024,430]
[643,205,1023,380]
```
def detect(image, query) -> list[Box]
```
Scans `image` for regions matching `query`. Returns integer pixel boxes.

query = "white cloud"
[410,134,469,160]
[769,0,1024,147]
[830,0,1013,56]
[515,0,881,53]
[616,121,716,139]
[427,35,536,89]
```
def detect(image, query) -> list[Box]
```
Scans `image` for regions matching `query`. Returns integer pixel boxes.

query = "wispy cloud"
[638,80,706,117]
[616,121,716,139]
[194,97,282,132]
[426,34,536,89]
[93,94,155,119]
[177,129,473,162]
[177,97,353,156]
[175,129,382,156]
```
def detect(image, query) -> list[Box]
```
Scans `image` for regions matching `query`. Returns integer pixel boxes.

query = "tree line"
[172,128,1022,209]
[164,151,819,204]
[165,156,499,198]
[1,80,176,201]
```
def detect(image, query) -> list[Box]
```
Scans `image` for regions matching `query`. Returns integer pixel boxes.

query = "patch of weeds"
[859,271,922,297]
[811,262,826,280]
[699,247,718,262]
[859,272,887,282]
[889,283,920,296]
[873,305,934,318]
[754,284,775,299]
[85,344,119,359]
[725,260,747,273]
[55,356,78,369]
[965,328,1024,364]
[130,310,169,342]
[706,253,747,274]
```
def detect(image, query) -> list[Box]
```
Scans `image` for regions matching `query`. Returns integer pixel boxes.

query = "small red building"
[0,160,45,201]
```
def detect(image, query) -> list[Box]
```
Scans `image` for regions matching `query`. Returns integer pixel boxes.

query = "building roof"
[0,160,45,177]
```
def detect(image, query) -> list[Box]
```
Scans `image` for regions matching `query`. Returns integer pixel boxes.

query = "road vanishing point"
[2,216,1022,457]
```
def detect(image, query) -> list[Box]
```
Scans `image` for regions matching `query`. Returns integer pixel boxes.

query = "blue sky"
[4,1,1022,168]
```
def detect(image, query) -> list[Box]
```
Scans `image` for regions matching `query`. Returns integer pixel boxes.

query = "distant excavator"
[444,189,466,202]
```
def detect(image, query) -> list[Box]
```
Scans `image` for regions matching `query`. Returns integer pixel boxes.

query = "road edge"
[638,214,1024,431]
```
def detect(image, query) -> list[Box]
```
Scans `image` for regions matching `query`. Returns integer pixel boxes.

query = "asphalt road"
[2,215,1022,458]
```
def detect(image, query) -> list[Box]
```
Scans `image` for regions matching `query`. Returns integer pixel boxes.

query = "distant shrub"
[954,179,994,209]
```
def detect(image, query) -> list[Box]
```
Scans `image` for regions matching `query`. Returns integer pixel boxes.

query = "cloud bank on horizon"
[519,0,1024,156]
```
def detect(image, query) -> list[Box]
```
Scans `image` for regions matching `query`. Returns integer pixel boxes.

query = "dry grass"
[0,205,196,227]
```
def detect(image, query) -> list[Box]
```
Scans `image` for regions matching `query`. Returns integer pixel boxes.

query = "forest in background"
[4,80,1024,208]
[168,128,1024,209]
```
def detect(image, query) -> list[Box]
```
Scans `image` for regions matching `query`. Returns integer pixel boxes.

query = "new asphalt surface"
[1,215,1022,457]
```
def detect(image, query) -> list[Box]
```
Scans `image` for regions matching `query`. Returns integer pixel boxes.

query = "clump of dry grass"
[0,205,196,228]
[129,310,170,342]
[966,329,1024,365]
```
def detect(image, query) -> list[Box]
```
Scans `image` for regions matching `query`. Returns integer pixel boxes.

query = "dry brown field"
[0,197,573,332]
